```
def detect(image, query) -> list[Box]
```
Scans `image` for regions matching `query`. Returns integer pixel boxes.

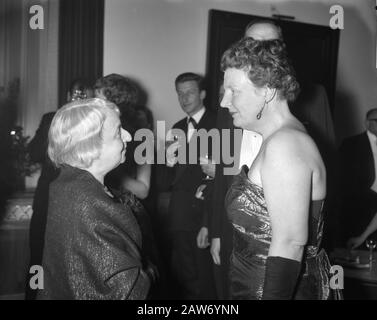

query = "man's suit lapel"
[173,120,189,185]
[197,109,210,130]
[363,132,375,183]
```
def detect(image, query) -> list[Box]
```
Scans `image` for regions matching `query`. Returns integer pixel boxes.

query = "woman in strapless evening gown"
[220,38,341,300]
[225,166,335,299]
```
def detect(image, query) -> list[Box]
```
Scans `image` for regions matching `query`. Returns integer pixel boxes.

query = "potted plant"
[10,126,39,191]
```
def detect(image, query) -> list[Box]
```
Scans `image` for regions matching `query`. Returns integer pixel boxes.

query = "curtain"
[19,0,59,138]
[0,0,22,108]
[58,0,104,107]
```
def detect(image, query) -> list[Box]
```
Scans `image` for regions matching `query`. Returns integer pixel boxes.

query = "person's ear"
[265,87,277,103]
[366,119,371,130]
[257,86,268,99]
[200,90,206,101]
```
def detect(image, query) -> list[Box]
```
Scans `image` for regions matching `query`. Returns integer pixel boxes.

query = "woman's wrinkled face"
[99,109,132,173]
[221,68,265,129]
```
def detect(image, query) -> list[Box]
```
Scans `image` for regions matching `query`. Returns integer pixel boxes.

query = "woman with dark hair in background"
[25,79,93,300]
[94,74,153,199]
[221,38,339,299]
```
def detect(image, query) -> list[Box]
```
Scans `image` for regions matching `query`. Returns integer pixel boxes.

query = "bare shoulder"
[263,126,322,168]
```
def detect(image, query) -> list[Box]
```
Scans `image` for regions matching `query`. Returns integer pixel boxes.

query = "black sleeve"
[199,180,214,228]
[28,113,55,163]
[209,162,226,238]
[262,256,301,300]
[209,109,234,239]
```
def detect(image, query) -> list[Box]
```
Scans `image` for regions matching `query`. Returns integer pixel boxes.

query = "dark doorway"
[205,9,340,114]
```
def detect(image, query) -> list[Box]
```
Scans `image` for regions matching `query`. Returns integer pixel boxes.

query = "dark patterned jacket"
[37,165,150,300]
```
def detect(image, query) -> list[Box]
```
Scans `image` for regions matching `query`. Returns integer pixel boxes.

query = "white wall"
[104,0,377,143]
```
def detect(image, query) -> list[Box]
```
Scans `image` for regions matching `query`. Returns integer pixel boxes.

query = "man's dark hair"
[366,108,377,120]
[175,72,206,92]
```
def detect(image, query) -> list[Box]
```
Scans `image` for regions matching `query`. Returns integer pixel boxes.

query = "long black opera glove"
[262,256,301,300]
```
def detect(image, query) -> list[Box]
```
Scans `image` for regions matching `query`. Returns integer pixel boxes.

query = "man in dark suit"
[338,108,377,245]
[166,72,216,299]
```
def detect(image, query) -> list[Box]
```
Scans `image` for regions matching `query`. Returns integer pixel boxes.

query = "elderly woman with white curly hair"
[36,98,151,300]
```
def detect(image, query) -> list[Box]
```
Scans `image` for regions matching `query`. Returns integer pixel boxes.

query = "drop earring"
[256,101,266,120]
[256,89,277,120]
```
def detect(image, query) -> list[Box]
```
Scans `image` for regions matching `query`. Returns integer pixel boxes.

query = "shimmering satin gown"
[225,167,334,300]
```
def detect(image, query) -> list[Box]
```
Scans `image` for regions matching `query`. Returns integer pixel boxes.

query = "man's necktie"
[187,117,197,142]
[188,117,198,129]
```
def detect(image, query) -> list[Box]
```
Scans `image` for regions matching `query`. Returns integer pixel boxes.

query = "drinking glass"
[166,135,179,166]
[166,135,178,147]
[366,239,377,267]
[201,154,214,181]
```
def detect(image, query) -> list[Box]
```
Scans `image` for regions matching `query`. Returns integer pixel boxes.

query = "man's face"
[176,80,205,116]
[367,111,377,136]
[245,22,280,40]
